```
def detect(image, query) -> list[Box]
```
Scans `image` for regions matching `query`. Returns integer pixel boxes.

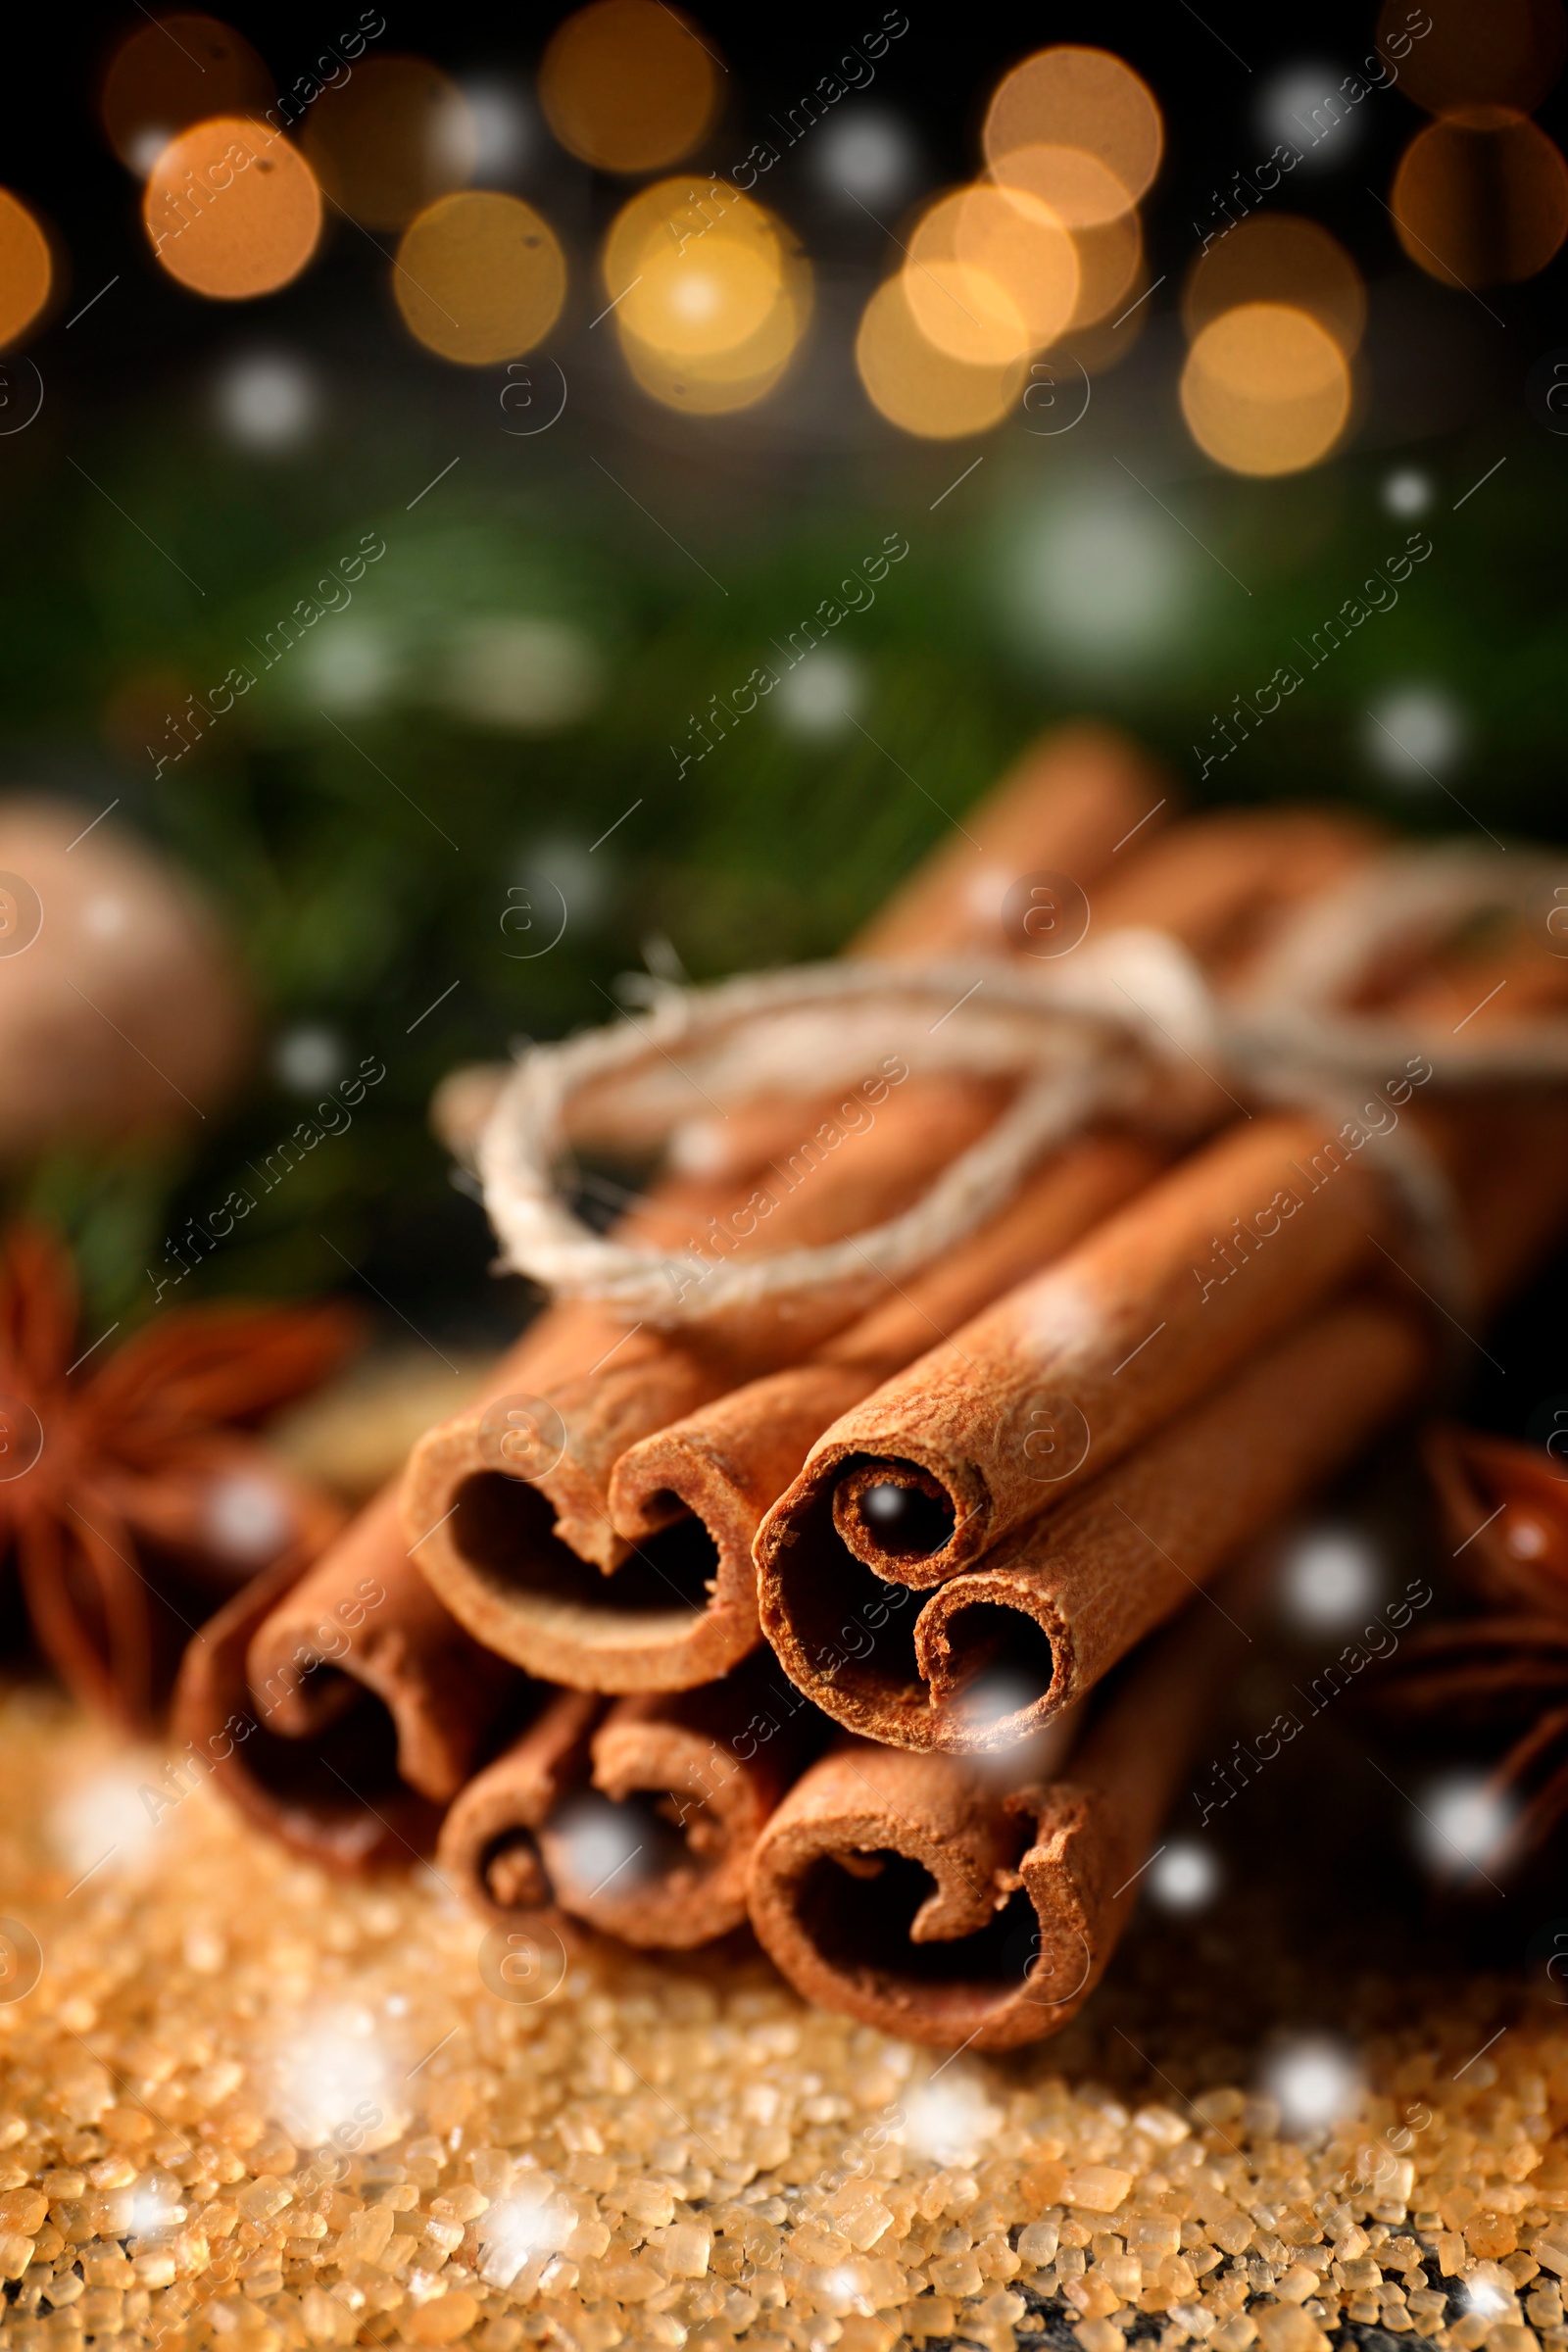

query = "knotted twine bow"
[475,847,1568,1330]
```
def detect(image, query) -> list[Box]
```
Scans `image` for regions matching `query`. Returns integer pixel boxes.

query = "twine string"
[473,847,1568,1328]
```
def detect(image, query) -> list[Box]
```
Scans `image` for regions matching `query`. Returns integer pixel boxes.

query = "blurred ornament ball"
[0,799,249,1161]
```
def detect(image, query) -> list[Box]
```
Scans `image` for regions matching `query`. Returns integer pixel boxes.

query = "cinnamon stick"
[1086,805,1387,982]
[589,810,1387,1691]
[243,1490,522,1802]
[405,725,1174,1673]
[749,1597,1235,2050]
[439,1654,830,1948]
[172,1550,451,1872]
[602,1133,1164,1690]
[211,1074,957,1856]
[762,1297,1427,1751]
[758,1111,1395,1604]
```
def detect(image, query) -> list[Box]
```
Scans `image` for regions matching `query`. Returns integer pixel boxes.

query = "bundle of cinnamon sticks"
[171,722,1568,2048]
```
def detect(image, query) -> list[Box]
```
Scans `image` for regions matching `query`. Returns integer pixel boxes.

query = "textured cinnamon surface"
[405,724,1176,1687]
[761,1300,1427,1752]
[604,1136,1164,1693]
[439,1657,831,1952]
[759,1115,1392,1600]
[749,1604,1232,2051]
[849,722,1164,961]
[2,1687,1565,2352]
[246,1496,523,1808]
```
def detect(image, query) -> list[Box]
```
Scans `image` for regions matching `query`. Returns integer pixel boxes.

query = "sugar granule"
[0,1692,1561,2352]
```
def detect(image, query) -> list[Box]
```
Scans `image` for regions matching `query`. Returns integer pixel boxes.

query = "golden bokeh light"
[394,193,566,365]
[605,181,794,358]
[1391,109,1568,286]
[949,184,1080,348]
[0,191,53,350]
[984,47,1162,216]
[100,14,271,174]
[603,176,718,301]
[301,56,475,231]
[144,117,322,299]
[1376,0,1565,115]
[856,272,1026,439]
[617,278,808,413]
[1181,303,1351,476]
[988,143,1139,232]
[607,184,810,414]
[1059,203,1143,329]
[621,223,782,358]
[1184,216,1366,356]
[540,0,718,173]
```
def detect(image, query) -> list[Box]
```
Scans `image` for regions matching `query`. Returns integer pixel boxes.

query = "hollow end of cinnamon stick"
[172,1553,448,1874]
[747,1738,1097,2052]
[761,1298,1429,1753]
[244,1488,523,1803]
[442,1659,829,1949]
[750,1593,1245,2049]
[406,1423,726,1691]
[436,1686,602,1933]
[601,1361,878,1689]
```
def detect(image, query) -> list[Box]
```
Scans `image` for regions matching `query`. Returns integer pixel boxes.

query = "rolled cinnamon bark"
[406,726,1174,1666]
[758,1110,1394,1597]
[216,1066,974,1857]
[172,1550,451,1872]
[762,1296,1427,1751]
[244,1490,523,1802]
[601,1133,1165,1690]
[749,1596,1235,2050]
[434,1685,602,1923]
[439,1653,830,1948]
[588,810,1387,1691]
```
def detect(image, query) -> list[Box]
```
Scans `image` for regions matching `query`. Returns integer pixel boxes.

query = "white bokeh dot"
[812,109,920,208]
[1418,1774,1513,1875]
[774,647,867,737]
[1147,1841,1221,1912]
[461,80,532,181]
[1264,2034,1362,2135]
[1257,63,1364,170]
[213,352,319,453]
[273,1023,348,1096]
[1012,497,1192,666]
[1382,468,1434,516]
[1365,686,1467,784]
[1279,1527,1381,1630]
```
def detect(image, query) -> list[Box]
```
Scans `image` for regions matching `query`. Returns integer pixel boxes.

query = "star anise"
[1364,1422,1568,1874]
[0,1220,357,1730]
